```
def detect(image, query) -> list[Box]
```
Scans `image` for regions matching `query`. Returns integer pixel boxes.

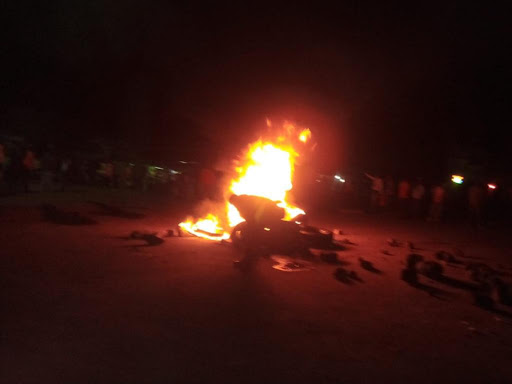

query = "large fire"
[179,122,310,241]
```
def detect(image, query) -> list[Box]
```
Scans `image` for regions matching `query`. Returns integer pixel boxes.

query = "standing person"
[365,172,384,212]
[40,149,57,192]
[0,143,6,190]
[397,179,411,217]
[411,178,426,218]
[428,183,445,222]
[104,161,114,188]
[383,176,395,209]
[468,182,485,228]
[22,149,36,192]
[198,167,216,200]
[59,158,71,191]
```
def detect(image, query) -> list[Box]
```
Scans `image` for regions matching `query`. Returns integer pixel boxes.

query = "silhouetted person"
[0,143,6,191]
[411,178,425,218]
[40,150,58,192]
[468,183,485,228]
[383,176,395,209]
[397,179,411,217]
[229,194,285,270]
[365,172,383,212]
[428,184,445,222]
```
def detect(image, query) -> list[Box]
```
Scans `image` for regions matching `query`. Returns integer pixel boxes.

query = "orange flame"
[179,121,309,240]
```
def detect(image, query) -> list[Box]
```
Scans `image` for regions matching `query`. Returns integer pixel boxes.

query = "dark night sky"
[2,2,510,174]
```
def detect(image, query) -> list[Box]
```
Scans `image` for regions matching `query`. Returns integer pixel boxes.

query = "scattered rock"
[320,252,339,264]
[453,248,465,258]
[419,261,444,280]
[359,258,382,274]
[467,263,495,283]
[141,234,164,246]
[387,238,400,247]
[473,283,495,310]
[334,268,362,284]
[401,268,418,285]
[435,251,462,264]
[406,253,423,269]
[129,231,164,245]
[494,278,512,306]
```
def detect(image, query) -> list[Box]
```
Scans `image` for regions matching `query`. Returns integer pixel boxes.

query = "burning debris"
[178,122,335,256]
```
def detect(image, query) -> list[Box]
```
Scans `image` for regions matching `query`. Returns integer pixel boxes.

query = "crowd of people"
[0,142,225,201]
[359,173,510,227]
[2,141,510,227]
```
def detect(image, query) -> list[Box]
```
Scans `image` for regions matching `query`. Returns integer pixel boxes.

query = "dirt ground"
[2,188,512,384]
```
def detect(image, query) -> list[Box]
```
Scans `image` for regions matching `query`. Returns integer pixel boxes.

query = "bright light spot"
[264,228,270,231]
[488,183,497,190]
[451,175,464,184]
[334,174,346,183]
[299,128,311,143]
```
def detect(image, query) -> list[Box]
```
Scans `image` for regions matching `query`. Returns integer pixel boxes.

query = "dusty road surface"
[2,189,512,383]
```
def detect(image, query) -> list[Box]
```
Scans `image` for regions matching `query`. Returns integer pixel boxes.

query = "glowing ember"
[299,128,311,143]
[487,183,497,190]
[179,121,309,240]
[451,175,464,184]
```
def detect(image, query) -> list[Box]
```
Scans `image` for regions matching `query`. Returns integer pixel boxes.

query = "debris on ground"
[128,231,164,245]
[406,253,424,269]
[359,258,382,274]
[334,267,362,284]
[381,249,393,256]
[435,251,462,264]
[466,262,496,283]
[387,238,401,247]
[407,241,417,250]
[320,252,339,264]
[401,254,424,285]
[340,238,356,245]
[164,229,175,237]
[493,278,512,306]
[271,255,311,272]
[472,282,495,310]
[401,268,418,285]
[333,229,344,235]
[419,261,444,280]
[41,204,97,225]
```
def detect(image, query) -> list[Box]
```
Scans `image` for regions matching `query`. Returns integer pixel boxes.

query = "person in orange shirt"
[428,184,445,222]
[22,149,36,192]
[397,179,411,217]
